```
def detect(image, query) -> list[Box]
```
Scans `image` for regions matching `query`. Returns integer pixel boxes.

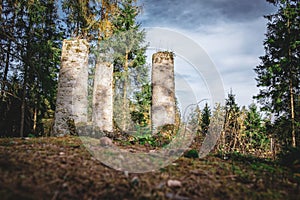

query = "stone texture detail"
[92,56,114,132]
[53,39,89,136]
[151,51,176,131]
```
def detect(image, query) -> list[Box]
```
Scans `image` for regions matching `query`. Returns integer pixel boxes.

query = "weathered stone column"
[92,55,114,132]
[151,51,176,131]
[53,39,89,136]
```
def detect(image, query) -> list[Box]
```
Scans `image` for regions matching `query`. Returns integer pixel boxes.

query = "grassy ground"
[0,136,299,200]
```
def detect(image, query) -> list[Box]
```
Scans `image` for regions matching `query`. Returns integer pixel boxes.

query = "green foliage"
[130,83,151,126]
[278,146,300,173]
[134,133,156,146]
[254,0,300,146]
[111,0,146,73]
[132,132,174,147]
[0,0,148,137]
[109,0,148,131]
[28,133,36,138]
[216,92,270,157]
[184,149,199,158]
[244,104,269,150]
[0,0,63,137]
[201,103,211,134]
[61,0,95,38]
[221,91,240,153]
[225,91,240,117]
[128,124,177,147]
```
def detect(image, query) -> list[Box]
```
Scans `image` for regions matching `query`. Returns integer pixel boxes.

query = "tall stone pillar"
[92,56,114,132]
[53,39,89,136]
[151,51,176,131]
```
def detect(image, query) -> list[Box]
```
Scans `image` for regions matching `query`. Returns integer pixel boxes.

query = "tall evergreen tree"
[0,0,62,136]
[222,90,240,152]
[201,103,211,134]
[225,90,240,128]
[244,103,268,149]
[254,0,299,147]
[61,0,93,38]
[130,82,151,127]
[111,0,147,131]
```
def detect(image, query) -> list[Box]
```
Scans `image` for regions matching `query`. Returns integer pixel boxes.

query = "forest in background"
[0,0,299,163]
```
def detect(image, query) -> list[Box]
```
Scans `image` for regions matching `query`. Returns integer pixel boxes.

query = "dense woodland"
[0,0,149,137]
[0,0,300,170]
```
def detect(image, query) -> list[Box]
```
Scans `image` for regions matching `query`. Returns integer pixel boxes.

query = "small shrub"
[278,146,300,173]
[184,149,199,158]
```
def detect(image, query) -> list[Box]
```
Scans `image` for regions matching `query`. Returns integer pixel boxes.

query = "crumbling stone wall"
[53,39,89,136]
[151,51,176,131]
[54,43,177,135]
[92,56,114,133]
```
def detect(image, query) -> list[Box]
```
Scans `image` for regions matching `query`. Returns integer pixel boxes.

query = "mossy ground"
[0,136,299,199]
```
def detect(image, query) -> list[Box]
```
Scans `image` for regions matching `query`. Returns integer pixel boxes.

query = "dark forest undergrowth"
[0,136,300,200]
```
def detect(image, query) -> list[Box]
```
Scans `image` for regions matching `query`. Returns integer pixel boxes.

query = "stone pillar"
[92,56,114,132]
[151,51,176,131]
[53,39,89,136]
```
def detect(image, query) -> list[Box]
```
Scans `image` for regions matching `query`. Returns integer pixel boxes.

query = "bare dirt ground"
[0,136,299,200]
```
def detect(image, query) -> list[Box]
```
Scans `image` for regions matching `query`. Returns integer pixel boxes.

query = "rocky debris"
[167,180,182,188]
[99,136,113,146]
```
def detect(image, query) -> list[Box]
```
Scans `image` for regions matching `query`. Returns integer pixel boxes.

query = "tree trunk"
[33,102,37,134]
[1,4,16,95]
[286,4,296,147]
[122,51,129,131]
[20,65,28,138]
[53,39,89,136]
[0,0,2,22]
[290,80,296,147]
[270,137,276,160]
[151,52,176,132]
[1,40,11,96]
[92,54,113,132]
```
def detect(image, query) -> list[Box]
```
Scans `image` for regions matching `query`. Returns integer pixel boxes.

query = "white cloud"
[138,0,276,106]
[181,18,267,106]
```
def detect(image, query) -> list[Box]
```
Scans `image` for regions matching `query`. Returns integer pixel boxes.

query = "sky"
[136,0,277,108]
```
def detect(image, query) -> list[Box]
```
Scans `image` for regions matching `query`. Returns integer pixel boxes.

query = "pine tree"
[62,0,93,38]
[223,90,240,152]
[0,0,62,136]
[130,82,151,127]
[244,103,268,150]
[201,103,211,134]
[254,0,299,147]
[110,0,147,132]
